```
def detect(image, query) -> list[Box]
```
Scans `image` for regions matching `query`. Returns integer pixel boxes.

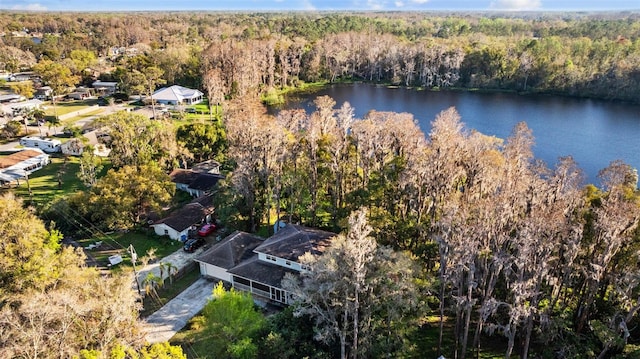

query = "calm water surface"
[280,83,640,184]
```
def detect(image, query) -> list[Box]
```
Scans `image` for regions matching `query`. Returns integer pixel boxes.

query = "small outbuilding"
[61,131,111,157]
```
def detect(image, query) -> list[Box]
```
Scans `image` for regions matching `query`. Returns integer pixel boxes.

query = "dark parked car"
[183,238,205,253]
[197,223,216,237]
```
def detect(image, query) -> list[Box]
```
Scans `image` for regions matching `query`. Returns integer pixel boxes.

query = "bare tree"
[283,208,420,359]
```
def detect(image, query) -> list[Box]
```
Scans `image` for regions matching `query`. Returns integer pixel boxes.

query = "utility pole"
[129,244,142,296]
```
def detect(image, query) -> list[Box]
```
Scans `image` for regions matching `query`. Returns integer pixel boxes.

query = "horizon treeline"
[1,12,640,102]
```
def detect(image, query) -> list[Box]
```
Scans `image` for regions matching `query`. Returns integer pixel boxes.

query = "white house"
[35,86,52,100]
[19,136,61,153]
[0,93,23,103]
[196,224,335,305]
[150,195,214,241]
[0,148,49,184]
[8,72,37,82]
[2,99,44,116]
[152,85,204,106]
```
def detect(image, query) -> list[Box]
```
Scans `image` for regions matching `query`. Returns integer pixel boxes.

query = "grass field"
[44,99,99,117]
[7,153,112,208]
[76,230,184,269]
[60,108,105,126]
[8,154,86,208]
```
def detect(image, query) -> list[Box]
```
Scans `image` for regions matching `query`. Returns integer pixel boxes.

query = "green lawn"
[77,230,183,270]
[10,155,86,208]
[60,108,105,126]
[8,154,111,209]
[44,99,98,117]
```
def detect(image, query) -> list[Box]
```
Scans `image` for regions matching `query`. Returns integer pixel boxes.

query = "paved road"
[143,277,215,343]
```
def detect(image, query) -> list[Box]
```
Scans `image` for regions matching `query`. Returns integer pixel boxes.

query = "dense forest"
[1,11,640,359]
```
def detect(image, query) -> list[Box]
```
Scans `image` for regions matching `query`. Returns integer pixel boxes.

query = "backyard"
[8,154,89,209]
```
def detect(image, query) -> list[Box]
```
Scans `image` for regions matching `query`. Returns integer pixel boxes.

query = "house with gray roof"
[194,231,264,282]
[169,160,224,197]
[150,195,214,241]
[195,224,335,305]
[152,85,203,106]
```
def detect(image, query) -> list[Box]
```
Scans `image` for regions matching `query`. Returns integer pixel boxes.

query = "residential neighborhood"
[1,8,640,359]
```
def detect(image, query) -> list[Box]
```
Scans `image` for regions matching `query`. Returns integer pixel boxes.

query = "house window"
[285,260,291,266]
[164,229,169,235]
[271,287,284,303]
[252,282,270,293]
[234,276,250,286]
[266,255,277,262]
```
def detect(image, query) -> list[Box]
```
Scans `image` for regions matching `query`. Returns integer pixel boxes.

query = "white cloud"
[366,0,385,10]
[394,0,430,8]
[11,3,48,11]
[490,0,541,10]
[301,0,316,10]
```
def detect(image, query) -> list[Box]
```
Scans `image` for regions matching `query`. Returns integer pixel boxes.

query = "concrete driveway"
[135,241,209,286]
[144,277,215,343]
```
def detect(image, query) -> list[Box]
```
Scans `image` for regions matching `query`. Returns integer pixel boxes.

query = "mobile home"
[19,136,62,153]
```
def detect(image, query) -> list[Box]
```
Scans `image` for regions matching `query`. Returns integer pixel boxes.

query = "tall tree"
[97,112,188,170]
[283,208,420,359]
[176,121,227,164]
[77,163,175,230]
[0,194,146,358]
[33,59,79,124]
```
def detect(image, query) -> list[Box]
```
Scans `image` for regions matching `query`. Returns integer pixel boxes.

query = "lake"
[278,83,640,185]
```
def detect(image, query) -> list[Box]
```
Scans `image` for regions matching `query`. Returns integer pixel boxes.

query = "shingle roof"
[169,169,200,185]
[188,173,224,191]
[152,195,214,232]
[253,224,335,262]
[195,231,264,269]
[227,256,298,288]
[191,160,221,174]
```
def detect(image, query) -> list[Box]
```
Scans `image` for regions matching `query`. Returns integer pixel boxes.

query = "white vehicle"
[19,136,62,153]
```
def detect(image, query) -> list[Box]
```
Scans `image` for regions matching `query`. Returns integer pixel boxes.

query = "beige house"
[60,131,111,157]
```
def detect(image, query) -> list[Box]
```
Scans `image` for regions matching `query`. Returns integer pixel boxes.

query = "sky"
[1,0,639,12]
